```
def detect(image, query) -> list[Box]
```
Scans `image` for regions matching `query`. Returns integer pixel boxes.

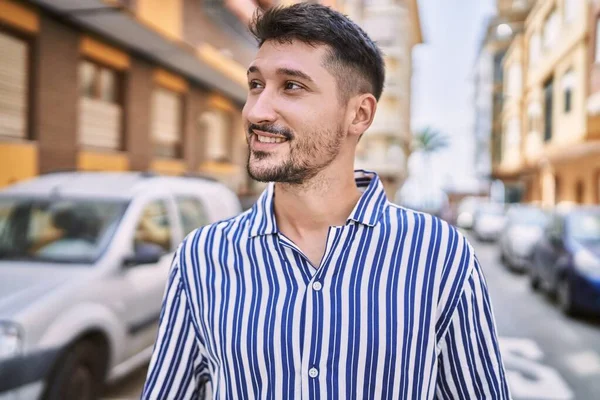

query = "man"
[143,4,510,399]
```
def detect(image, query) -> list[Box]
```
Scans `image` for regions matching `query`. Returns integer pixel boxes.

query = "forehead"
[250,40,333,79]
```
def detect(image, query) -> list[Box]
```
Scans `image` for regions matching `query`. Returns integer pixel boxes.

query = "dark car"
[499,204,549,272]
[529,206,600,316]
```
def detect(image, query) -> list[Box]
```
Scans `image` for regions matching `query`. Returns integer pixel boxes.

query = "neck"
[273,165,362,236]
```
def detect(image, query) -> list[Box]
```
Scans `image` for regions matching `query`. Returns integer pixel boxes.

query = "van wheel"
[500,251,506,264]
[557,278,577,317]
[43,340,107,400]
[529,268,540,291]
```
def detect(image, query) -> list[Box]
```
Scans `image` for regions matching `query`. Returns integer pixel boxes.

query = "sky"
[409,0,496,192]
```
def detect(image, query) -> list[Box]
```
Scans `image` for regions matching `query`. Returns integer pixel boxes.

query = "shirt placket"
[279,226,343,399]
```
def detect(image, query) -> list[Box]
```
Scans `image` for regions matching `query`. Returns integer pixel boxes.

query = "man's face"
[243,40,348,184]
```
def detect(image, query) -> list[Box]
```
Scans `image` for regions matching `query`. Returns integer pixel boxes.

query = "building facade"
[497,0,600,206]
[1,0,417,197]
[344,0,423,197]
[472,0,535,201]
[0,0,269,194]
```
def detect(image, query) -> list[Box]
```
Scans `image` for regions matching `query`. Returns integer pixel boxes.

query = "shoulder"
[386,202,465,246]
[385,202,475,276]
[181,209,253,253]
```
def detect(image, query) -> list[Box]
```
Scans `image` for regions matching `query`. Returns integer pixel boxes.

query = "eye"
[249,80,264,90]
[284,81,303,91]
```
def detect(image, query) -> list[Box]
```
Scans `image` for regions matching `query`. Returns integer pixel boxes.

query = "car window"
[546,215,564,240]
[134,200,173,253]
[568,212,600,242]
[0,197,127,263]
[176,197,209,237]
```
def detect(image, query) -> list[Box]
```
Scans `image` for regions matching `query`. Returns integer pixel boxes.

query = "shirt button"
[312,281,322,291]
[309,367,319,378]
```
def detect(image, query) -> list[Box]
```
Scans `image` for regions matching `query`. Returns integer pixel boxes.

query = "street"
[473,233,600,400]
[103,232,600,399]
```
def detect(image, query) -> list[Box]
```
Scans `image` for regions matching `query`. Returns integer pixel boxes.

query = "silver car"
[0,172,241,400]
[499,205,548,272]
[472,202,507,242]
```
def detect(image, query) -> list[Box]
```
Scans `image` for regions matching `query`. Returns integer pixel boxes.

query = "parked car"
[529,206,600,316]
[472,202,507,242]
[499,204,549,272]
[456,196,485,230]
[0,172,241,400]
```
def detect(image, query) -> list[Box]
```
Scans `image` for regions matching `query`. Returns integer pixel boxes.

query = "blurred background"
[1,0,600,399]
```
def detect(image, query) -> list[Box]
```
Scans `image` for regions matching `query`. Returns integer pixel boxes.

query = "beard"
[246,122,345,185]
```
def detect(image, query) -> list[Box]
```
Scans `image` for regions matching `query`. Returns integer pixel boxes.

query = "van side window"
[135,200,172,252]
[176,197,209,237]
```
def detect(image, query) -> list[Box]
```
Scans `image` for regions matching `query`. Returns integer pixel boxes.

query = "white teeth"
[257,135,285,144]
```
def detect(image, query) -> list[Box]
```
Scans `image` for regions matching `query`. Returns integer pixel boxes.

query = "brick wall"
[34,15,78,174]
[125,58,153,171]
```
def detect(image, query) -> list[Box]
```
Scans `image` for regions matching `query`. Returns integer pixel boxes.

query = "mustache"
[248,123,294,140]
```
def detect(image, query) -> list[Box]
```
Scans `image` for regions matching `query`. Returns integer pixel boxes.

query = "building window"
[493,51,506,84]
[0,31,29,140]
[544,77,554,142]
[493,129,503,165]
[78,60,123,149]
[151,87,183,158]
[595,18,600,63]
[199,110,229,162]
[554,175,561,204]
[493,92,504,118]
[529,33,541,68]
[564,89,572,113]
[543,9,559,50]
[562,69,574,113]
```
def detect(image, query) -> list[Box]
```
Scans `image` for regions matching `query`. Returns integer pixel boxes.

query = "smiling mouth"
[255,134,287,144]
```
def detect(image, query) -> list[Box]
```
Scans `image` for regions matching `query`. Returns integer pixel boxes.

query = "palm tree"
[410,127,450,208]
[411,127,450,155]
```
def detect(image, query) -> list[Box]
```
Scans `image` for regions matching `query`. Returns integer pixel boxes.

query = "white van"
[0,172,241,400]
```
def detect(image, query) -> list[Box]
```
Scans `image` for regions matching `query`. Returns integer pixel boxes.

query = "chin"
[247,161,279,182]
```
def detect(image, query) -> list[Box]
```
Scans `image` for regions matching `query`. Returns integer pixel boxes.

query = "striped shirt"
[143,170,510,399]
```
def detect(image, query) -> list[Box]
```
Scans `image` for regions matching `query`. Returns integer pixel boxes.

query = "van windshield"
[0,197,127,264]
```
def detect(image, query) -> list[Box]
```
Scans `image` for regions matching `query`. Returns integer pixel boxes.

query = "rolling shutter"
[0,32,28,139]
[78,97,122,149]
[151,87,182,157]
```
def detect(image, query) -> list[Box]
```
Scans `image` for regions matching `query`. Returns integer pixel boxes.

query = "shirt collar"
[248,170,388,238]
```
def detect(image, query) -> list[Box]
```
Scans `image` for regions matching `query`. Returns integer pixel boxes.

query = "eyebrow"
[247,66,315,84]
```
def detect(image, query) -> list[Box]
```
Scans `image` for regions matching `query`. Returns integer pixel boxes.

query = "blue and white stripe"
[143,170,510,399]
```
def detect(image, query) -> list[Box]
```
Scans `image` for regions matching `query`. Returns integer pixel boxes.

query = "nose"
[244,89,277,125]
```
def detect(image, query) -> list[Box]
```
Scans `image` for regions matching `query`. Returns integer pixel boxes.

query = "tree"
[409,127,451,211]
[411,127,450,155]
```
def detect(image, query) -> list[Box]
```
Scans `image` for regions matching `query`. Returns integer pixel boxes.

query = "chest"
[193,227,442,371]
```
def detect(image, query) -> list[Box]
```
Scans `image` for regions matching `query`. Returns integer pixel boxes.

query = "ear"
[348,94,377,140]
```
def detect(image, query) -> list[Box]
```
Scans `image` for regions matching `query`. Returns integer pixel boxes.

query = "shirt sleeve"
[435,256,511,400]
[142,249,208,400]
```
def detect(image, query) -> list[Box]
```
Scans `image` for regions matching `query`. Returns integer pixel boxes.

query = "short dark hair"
[249,3,385,102]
